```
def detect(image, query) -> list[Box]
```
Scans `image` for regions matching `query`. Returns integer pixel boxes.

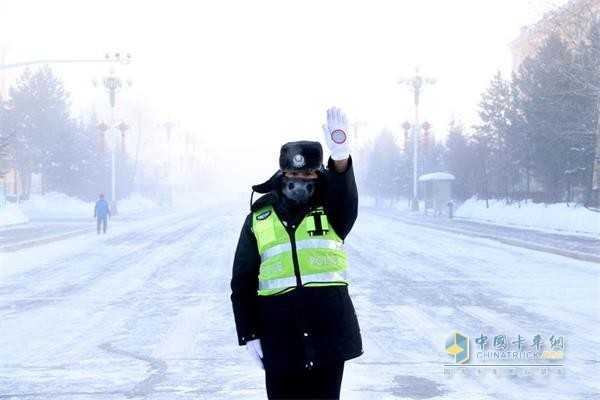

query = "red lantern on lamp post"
[421,120,431,152]
[402,120,411,152]
[97,121,108,152]
[117,121,129,153]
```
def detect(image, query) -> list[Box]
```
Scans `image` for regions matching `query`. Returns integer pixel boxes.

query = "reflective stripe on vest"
[260,239,344,262]
[252,205,347,296]
[258,270,347,291]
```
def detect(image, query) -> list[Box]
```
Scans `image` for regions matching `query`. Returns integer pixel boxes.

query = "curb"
[436,224,600,264]
[0,228,94,253]
[0,221,29,229]
[366,209,600,264]
[453,216,599,238]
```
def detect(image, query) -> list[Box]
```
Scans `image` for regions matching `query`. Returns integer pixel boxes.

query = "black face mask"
[282,176,318,206]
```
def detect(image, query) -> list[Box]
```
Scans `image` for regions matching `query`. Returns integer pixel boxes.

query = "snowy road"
[0,202,598,399]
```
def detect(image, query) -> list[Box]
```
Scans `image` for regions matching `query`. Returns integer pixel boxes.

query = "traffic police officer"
[231,107,363,399]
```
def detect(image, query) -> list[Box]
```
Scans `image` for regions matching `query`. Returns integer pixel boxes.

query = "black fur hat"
[279,141,324,172]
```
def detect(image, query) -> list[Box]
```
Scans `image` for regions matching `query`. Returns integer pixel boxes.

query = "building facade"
[509,0,600,72]
[509,0,600,204]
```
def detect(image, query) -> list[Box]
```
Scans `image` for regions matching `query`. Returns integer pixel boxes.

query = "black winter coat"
[230,157,363,373]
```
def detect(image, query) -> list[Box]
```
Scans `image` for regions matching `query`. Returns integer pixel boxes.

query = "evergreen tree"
[514,33,589,202]
[0,99,12,175]
[115,144,135,201]
[570,17,600,206]
[71,113,130,201]
[363,128,404,203]
[507,77,534,200]
[5,66,72,195]
[77,114,111,201]
[443,120,473,200]
[43,118,79,195]
[469,132,491,207]
[420,141,446,176]
[474,71,517,201]
[54,115,112,201]
[1,67,128,201]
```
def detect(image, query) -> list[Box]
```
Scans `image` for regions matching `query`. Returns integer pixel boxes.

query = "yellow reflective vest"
[252,205,348,296]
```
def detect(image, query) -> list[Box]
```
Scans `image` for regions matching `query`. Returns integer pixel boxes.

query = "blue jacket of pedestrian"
[94,198,111,219]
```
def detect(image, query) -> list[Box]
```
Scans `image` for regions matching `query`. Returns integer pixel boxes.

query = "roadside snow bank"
[18,192,161,219]
[20,192,91,219]
[0,203,29,227]
[455,197,600,236]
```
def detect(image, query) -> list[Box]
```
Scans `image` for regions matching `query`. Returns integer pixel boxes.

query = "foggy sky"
[0,0,567,192]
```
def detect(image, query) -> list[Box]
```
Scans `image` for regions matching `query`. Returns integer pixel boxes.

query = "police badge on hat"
[279,141,323,172]
[292,154,306,168]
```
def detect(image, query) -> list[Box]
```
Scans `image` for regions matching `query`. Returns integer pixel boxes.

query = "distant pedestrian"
[94,194,111,234]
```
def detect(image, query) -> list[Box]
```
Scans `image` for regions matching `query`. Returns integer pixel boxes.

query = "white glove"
[246,338,264,370]
[322,106,351,161]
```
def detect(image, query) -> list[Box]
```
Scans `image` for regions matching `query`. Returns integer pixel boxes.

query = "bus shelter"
[418,172,455,217]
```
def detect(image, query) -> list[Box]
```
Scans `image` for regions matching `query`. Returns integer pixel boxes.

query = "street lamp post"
[93,59,132,214]
[398,68,436,211]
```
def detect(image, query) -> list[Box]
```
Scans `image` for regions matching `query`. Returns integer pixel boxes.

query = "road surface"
[1,202,598,399]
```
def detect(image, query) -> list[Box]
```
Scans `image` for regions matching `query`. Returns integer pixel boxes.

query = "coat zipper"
[281,205,315,289]
[288,224,302,287]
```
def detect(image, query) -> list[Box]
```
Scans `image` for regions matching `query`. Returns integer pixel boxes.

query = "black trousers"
[96,217,107,233]
[265,362,344,400]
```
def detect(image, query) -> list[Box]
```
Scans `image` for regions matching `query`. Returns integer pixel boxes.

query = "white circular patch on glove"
[331,129,347,144]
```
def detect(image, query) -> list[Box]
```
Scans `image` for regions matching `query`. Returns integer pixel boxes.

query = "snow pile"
[17,192,162,219]
[20,192,92,219]
[0,203,29,227]
[455,197,600,235]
